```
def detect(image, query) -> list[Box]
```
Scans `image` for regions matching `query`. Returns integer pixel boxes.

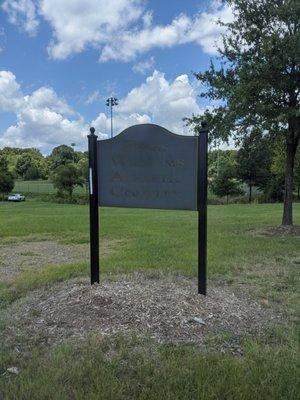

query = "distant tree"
[24,166,42,180]
[187,0,300,225]
[15,154,35,179]
[50,145,79,170]
[0,155,14,200]
[208,149,237,180]
[14,151,47,180]
[51,164,84,197]
[236,132,272,202]
[211,158,244,203]
[77,156,89,194]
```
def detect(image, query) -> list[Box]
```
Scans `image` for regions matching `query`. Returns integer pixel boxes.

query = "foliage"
[271,139,300,198]
[24,165,43,180]
[210,158,244,202]
[49,145,79,170]
[0,155,14,200]
[264,174,285,202]
[2,147,48,179]
[208,149,237,180]
[76,155,89,191]
[236,132,272,201]
[15,154,35,179]
[187,0,300,224]
[51,163,84,196]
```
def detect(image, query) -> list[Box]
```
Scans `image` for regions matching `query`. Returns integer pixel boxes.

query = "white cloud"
[2,0,39,35]
[100,5,233,61]
[132,56,155,75]
[2,0,233,61]
[0,71,87,152]
[40,0,144,59]
[92,71,202,136]
[91,112,151,136]
[0,71,23,111]
[0,70,202,153]
[117,70,201,134]
[85,90,101,105]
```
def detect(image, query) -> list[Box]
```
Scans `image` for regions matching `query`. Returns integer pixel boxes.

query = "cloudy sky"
[0,0,233,153]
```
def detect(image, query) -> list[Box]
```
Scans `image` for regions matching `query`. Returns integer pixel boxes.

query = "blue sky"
[0,0,233,153]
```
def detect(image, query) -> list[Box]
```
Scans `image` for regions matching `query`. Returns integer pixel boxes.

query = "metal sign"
[87,123,208,295]
[98,124,198,210]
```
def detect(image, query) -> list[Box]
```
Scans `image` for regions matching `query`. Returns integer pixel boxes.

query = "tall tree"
[210,158,244,203]
[236,132,271,202]
[187,0,299,225]
[50,145,79,170]
[51,164,84,197]
[0,155,14,200]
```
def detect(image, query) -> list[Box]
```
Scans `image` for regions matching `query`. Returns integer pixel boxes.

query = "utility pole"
[106,97,118,138]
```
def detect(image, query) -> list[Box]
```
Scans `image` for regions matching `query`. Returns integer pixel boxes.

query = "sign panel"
[97,124,198,210]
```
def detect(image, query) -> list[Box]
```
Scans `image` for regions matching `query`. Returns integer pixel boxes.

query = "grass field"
[13,179,87,195]
[0,201,299,399]
[13,179,259,203]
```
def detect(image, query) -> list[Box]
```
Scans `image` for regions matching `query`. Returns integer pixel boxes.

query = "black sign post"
[197,123,208,295]
[87,123,208,294]
[88,127,99,284]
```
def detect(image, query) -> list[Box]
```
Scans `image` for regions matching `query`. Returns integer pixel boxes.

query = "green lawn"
[12,179,259,203]
[13,179,86,195]
[0,201,299,399]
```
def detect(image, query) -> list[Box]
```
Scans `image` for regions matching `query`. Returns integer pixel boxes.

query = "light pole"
[106,97,118,138]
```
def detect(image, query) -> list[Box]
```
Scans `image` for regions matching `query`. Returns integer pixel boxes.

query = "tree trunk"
[282,122,299,225]
[249,184,252,203]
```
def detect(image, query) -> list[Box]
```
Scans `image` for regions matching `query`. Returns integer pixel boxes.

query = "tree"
[187,0,299,225]
[208,149,237,179]
[77,156,89,194]
[0,155,14,200]
[51,164,84,197]
[270,137,300,199]
[15,154,35,179]
[24,166,42,180]
[50,145,79,170]
[210,158,244,203]
[236,132,272,202]
[295,152,300,199]
[14,150,47,180]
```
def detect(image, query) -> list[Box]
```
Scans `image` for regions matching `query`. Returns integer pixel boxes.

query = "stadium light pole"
[106,97,118,138]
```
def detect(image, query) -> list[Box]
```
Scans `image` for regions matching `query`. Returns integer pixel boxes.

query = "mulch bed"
[249,225,300,237]
[3,272,283,353]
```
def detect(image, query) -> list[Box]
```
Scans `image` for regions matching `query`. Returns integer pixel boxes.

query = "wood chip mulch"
[3,272,283,353]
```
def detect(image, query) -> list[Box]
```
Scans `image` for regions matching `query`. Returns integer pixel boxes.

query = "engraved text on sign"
[97,124,198,210]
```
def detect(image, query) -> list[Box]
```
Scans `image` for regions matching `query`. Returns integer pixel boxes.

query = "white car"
[8,193,26,202]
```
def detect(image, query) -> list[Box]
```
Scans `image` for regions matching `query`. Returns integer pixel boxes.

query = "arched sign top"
[97,123,198,210]
[100,123,196,142]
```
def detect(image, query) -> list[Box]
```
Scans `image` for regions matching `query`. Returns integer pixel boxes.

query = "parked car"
[8,193,26,202]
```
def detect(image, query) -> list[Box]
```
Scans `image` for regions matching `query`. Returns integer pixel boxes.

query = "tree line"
[0,145,88,199]
[0,137,299,203]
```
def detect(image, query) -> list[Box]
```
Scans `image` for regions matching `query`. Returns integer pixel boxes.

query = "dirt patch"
[249,225,300,237]
[3,273,283,353]
[0,239,123,283]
